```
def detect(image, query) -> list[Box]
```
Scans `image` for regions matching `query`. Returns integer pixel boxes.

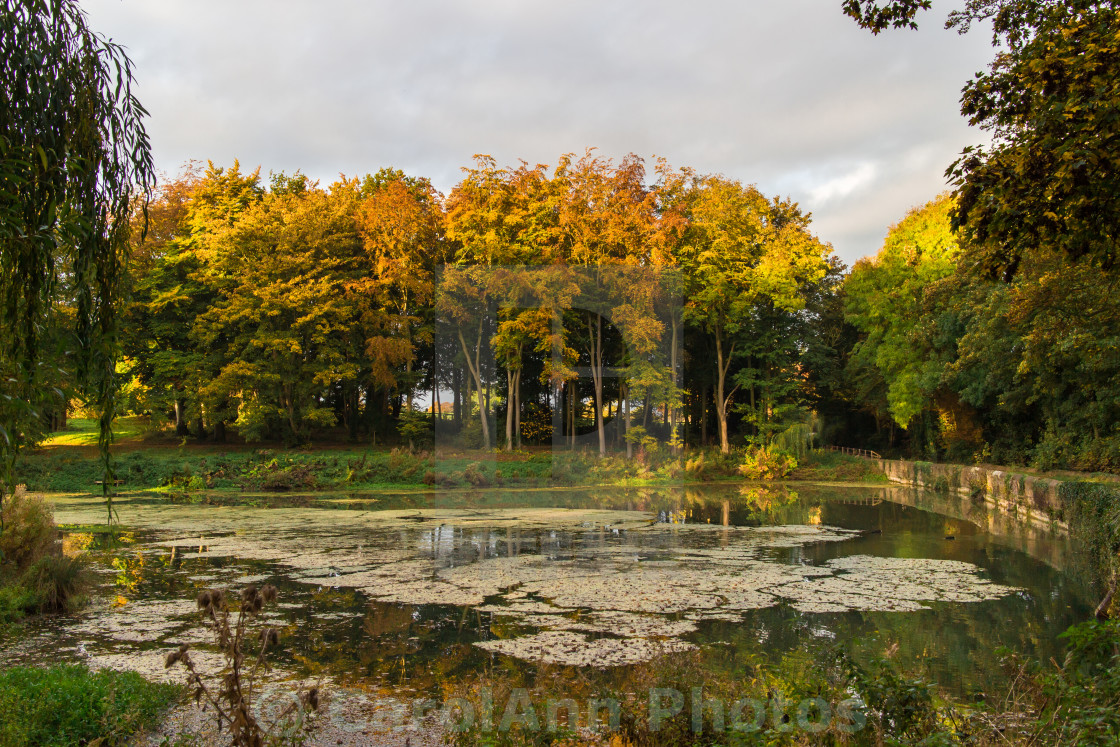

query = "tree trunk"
[588,313,606,456]
[505,367,515,451]
[174,396,189,437]
[670,314,680,454]
[451,368,459,429]
[700,385,708,446]
[569,381,576,449]
[714,330,737,454]
[513,369,522,449]
[434,384,442,433]
[458,322,490,449]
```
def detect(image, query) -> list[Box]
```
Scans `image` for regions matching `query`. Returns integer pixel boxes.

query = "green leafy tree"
[950,1,1120,278]
[844,0,1120,278]
[845,195,980,458]
[845,195,959,429]
[195,183,362,443]
[680,176,829,453]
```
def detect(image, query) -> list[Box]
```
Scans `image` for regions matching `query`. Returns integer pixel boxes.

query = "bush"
[21,554,90,614]
[738,447,798,480]
[0,486,56,572]
[0,583,39,624]
[1036,619,1120,745]
[255,462,316,492]
[397,408,433,448]
[0,664,181,746]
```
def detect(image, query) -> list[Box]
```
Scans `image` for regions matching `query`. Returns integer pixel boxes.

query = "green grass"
[15,441,892,496]
[0,664,181,746]
[789,450,890,483]
[39,416,150,447]
[0,583,39,624]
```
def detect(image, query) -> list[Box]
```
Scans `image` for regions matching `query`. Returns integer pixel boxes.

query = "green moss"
[1059,480,1120,591]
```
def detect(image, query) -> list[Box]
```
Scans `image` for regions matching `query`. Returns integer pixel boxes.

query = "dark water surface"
[8,482,1095,702]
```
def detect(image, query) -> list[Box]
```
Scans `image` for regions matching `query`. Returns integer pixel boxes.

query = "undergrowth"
[0,664,181,746]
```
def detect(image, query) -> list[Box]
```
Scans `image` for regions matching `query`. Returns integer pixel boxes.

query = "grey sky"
[84,0,994,265]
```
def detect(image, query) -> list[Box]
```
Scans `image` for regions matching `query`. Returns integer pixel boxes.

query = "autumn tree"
[354,169,445,444]
[125,161,263,438]
[192,179,363,442]
[556,151,681,456]
[680,177,830,453]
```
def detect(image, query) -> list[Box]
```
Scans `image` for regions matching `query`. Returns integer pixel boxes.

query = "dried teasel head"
[252,595,263,614]
[196,590,213,611]
[305,686,320,711]
[210,589,225,608]
[261,584,278,604]
[241,584,258,603]
[260,627,280,647]
[164,650,181,668]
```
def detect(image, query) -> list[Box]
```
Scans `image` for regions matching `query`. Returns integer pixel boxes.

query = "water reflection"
[10,483,1095,700]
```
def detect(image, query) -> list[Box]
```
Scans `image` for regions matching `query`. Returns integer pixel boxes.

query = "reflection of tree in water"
[37,487,1095,705]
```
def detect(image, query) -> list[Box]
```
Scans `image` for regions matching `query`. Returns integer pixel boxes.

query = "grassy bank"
[0,487,181,746]
[17,440,883,495]
[0,665,181,746]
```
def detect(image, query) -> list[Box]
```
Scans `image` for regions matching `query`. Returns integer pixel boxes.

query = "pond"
[2,481,1095,723]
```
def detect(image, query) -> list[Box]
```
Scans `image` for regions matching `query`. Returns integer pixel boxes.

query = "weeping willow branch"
[0,0,154,540]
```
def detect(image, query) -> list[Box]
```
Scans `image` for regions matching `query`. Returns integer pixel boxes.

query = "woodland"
[2,0,1120,745]
[83,148,1120,473]
[2,0,1118,479]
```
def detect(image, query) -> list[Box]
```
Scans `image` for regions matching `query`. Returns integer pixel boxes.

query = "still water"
[4,482,1094,703]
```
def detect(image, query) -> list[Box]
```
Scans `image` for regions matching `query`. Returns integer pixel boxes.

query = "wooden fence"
[817,445,882,459]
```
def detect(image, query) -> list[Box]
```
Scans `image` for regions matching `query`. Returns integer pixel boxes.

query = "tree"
[845,195,976,458]
[444,157,560,449]
[354,170,445,444]
[680,177,829,453]
[1,0,153,533]
[194,182,362,443]
[557,151,666,456]
[125,162,262,438]
[950,1,1120,278]
[844,0,1120,278]
[845,195,959,424]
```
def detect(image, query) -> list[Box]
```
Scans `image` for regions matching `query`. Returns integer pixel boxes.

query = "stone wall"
[872,459,1065,523]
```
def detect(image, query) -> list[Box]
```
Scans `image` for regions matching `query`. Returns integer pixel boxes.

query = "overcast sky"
[83,0,994,265]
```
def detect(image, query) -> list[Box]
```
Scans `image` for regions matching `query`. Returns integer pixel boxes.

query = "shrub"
[1036,619,1120,745]
[0,486,56,572]
[257,463,316,492]
[0,664,180,746]
[0,583,39,624]
[21,554,90,614]
[837,650,944,742]
[463,462,489,487]
[738,447,797,480]
[397,408,433,448]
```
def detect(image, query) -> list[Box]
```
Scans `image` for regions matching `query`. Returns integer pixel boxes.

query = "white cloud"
[83,0,995,265]
[809,162,879,206]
